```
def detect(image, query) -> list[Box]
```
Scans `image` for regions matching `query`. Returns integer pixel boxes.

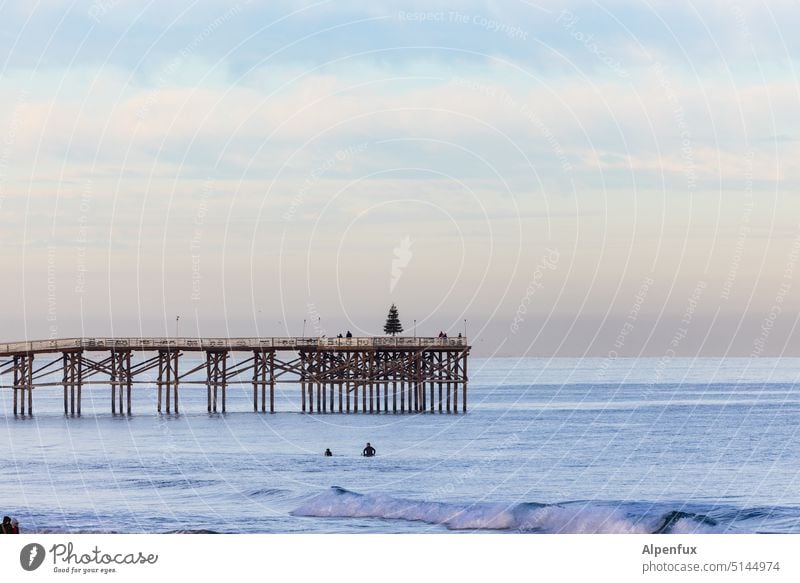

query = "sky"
[1,0,800,357]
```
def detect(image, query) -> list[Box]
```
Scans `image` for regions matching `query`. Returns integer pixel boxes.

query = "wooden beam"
[463,350,468,412]
[269,350,275,413]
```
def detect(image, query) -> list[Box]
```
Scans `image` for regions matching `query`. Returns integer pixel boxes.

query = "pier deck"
[0,337,469,416]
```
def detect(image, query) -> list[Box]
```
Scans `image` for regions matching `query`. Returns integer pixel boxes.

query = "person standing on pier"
[362,442,376,457]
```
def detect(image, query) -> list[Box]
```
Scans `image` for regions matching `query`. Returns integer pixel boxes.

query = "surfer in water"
[324,448,333,456]
[362,442,376,457]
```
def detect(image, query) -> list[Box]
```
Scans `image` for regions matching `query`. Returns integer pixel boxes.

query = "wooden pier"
[0,337,469,416]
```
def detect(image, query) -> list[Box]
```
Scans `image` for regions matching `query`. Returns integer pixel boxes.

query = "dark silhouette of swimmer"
[324,448,333,456]
[362,442,376,457]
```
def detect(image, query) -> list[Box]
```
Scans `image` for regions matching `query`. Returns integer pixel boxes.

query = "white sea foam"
[291,487,719,533]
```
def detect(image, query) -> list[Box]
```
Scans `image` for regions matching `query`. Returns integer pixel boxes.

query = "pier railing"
[0,336,467,356]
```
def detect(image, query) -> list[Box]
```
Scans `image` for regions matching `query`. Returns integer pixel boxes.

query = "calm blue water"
[2,357,799,533]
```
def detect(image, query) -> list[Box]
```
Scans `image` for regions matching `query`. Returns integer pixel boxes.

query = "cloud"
[4,0,800,353]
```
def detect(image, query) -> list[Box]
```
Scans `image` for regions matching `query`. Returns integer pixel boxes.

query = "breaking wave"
[290,487,723,534]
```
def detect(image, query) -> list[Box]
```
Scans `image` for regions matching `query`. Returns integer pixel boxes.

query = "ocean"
[2,357,799,534]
